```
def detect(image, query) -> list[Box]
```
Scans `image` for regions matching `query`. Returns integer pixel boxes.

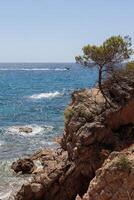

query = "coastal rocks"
[14,150,73,200]
[12,73,134,200]
[62,85,134,161]
[31,183,44,199]
[15,183,44,200]
[53,135,62,144]
[11,149,61,175]
[11,158,35,174]
[79,149,134,200]
[19,127,33,133]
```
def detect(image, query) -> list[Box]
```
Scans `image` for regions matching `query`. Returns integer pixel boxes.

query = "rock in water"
[11,158,35,174]
[19,127,33,133]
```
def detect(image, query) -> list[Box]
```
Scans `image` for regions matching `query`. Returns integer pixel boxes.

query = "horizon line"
[0,61,75,64]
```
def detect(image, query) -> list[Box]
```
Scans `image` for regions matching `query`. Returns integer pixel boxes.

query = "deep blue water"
[0,63,97,198]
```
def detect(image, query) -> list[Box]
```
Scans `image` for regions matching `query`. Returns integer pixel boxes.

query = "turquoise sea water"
[0,63,97,198]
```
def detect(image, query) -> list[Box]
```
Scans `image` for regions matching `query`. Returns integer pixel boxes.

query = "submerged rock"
[19,127,33,133]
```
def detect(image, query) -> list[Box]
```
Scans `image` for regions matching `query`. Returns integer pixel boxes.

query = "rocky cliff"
[11,70,134,200]
[76,147,134,200]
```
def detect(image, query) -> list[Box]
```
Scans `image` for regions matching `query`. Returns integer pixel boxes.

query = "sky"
[0,0,133,62]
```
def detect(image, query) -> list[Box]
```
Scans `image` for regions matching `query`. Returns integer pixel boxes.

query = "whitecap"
[0,140,4,147]
[0,191,11,200]
[0,68,49,71]
[54,68,67,71]
[29,91,62,99]
[6,125,53,136]
[40,140,55,146]
[0,68,67,71]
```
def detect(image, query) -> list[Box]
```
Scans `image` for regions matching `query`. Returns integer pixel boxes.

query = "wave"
[29,91,62,99]
[6,124,53,136]
[0,68,68,71]
[54,68,68,71]
[0,191,11,200]
[0,140,4,147]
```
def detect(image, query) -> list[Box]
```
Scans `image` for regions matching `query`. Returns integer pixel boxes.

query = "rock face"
[11,72,134,200]
[79,148,134,200]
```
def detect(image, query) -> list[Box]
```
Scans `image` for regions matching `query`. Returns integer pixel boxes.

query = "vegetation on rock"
[64,106,75,124]
[126,61,134,71]
[117,155,132,172]
[75,35,133,105]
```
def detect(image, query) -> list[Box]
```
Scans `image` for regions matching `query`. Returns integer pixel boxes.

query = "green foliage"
[76,36,133,106]
[64,106,75,124]
[126,61,134,71]
[76,35,133,68]
[117,155,132,172]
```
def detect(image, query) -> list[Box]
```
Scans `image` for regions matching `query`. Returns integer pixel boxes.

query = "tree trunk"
[98,66,113,107]
[98,66,104,95]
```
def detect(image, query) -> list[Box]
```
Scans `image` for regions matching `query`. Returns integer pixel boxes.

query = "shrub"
[64,106,75,124]
[117,155,132,172]
[126,61,134,71]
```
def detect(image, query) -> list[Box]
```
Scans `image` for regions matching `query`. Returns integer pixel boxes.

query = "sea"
[0,63,97,199]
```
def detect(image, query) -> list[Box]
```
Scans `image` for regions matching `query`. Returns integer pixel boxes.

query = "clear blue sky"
[0,0,133,62]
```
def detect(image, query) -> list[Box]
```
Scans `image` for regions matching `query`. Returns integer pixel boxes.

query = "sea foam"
[29,91,62,99]
[0,141,4,147]
[0,159,32,200]
[0,68,67,71]
[6,125,53,137]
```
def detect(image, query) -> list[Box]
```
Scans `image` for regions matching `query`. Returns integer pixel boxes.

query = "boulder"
[11,158,35,174]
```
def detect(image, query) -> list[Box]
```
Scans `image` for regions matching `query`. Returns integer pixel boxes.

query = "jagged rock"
[76,195,82,200]
[31,149,55,161]
[53,136,62,144]
[79,148,134,200]
[11,158,35,174]
[31,183,44,199]
[19,127,32,133]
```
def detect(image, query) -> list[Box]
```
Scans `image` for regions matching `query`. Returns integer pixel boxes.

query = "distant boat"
[65,67,70,70]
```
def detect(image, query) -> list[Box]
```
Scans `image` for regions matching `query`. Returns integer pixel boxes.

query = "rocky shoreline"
[10,71,134,200]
